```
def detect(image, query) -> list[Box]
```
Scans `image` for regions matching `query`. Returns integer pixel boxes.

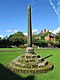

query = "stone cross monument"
[28,5,32,47]
[26,5,34,54]
[8,5,53,74]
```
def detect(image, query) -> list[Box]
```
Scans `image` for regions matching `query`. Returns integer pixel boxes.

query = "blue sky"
[0,0,60,37]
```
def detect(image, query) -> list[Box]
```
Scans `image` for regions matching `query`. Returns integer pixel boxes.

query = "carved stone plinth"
[26,47,34,54]
[8,53,53,74]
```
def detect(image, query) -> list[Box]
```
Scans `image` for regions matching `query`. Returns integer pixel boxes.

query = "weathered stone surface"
[26,47,34,54]
[28,5,32,47]
[8,5,54,74]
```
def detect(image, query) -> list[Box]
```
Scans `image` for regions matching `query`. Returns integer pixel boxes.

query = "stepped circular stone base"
[26,47,34,54]
[8,53,54,74]
[8,62,53,74]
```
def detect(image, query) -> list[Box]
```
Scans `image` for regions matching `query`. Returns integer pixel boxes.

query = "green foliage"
[0,38,11,48]
[47,40,54,45]
[40,40,48,47]
[34,39,47,47]
[0,30,60,48]
[53,41,60,48]
[32,37,48,47]
[41,31,51,40]
[32,34,40,46]
[32,38,40,46]
[32,34,37,42]
[32,32,56,47]
[0,37,1,40]
[55,32,60,42]
[8,32,27,47]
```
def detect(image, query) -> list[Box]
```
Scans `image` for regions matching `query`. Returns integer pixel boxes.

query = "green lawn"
[0,48,60,80]
[0,47,22,50]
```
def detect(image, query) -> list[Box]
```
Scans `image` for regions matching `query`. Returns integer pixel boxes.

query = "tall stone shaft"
[28,5,32,47]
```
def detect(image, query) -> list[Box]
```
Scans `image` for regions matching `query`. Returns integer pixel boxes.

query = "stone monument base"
[8,48,53,74]
[26,47,34,54]
[8,62,53,74]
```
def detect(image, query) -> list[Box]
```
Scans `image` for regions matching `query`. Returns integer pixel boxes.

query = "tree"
[0,38,11,48]
[32,34,38,42]
[55,32,60,42]
[0,37,1,40]
[41,31,53,40]
[8,32,27,47]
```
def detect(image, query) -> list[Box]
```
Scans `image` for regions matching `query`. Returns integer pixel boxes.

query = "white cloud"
[23,29,38,35]
[0,35,4,39]
[6,30,12,32]
[13,30,18,33]
[53,27,60,34]
[23,33,27,36]
[49,30,52,32]
[6,29,18,33]
[32,29,38,34]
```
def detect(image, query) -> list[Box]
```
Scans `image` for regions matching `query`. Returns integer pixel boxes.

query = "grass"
[0,47,23,50]
[0,48,60,80]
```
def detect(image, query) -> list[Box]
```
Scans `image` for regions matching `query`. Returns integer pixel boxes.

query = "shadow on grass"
[0,64,34,80]
[44,54,53,59]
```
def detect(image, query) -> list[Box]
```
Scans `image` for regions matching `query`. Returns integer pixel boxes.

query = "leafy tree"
[0,37,1,40]
[55,32,60,42]
[8,32,27,47]
[32,34,38,42]
[40,40,48,47]
[0,38,11,48]
[41,31,53,40]
[54,41,60,48]
[32,36,48,47]
[32,34,41,46]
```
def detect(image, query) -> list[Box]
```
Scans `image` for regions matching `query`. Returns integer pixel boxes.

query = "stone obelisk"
[26,5,34,54]
[28,5,32,47]
[8,5,53,74]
